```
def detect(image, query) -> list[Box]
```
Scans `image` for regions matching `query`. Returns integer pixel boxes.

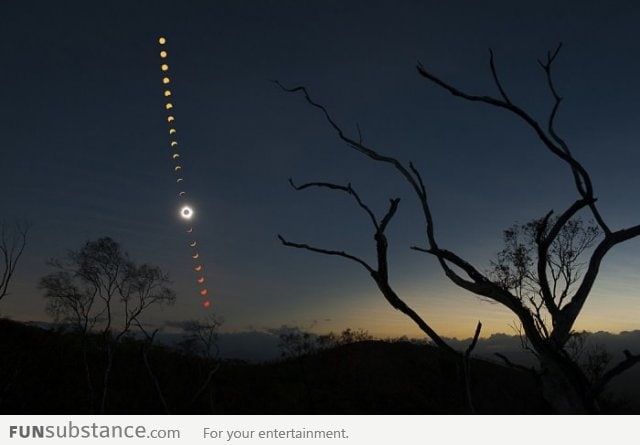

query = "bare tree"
[180,314,223,408]
[136,326,171,414]
[39,237,176,413]
[181,314,223,360]
[277,180,481,412]
[277,44,640,413]
[0,221,29,303]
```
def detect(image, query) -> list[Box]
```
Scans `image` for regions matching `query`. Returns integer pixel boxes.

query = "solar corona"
[180,206,193,219]
[157,36,211,309]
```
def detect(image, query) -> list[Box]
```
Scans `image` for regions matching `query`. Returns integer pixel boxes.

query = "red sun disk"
[202,300,211,308]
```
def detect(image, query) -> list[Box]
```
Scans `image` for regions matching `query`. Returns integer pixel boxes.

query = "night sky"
[2,0,639,338]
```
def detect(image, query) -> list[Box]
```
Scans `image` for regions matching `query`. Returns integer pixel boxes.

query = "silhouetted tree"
[136,327,171,414]
[180,314,223,409]
[490,217,600,341]
[277,44,640,413]
[275,326,374,358]
[273,325,320,358]
[0,221,28,304]
[39,237,175,413]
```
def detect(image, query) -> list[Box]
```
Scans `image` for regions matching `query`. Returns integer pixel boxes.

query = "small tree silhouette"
[489,217,600,339]
[0,221,29,304]
[39,236,175,413]
[277,44,640,413]
[180,314,224,409]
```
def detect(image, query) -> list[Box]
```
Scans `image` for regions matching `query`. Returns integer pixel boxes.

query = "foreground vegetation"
[0,318,563,414]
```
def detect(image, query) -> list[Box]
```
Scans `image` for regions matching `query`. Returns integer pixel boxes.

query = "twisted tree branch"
[278,235,374,273]
[593,350,640,396]
[289,179,380,230]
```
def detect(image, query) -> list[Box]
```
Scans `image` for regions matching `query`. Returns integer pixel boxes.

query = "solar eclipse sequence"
[157,36,210,309]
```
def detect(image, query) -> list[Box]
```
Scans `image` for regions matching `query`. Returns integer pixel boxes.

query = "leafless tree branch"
[278,184,455,354]
[0,221,29,302]
[489,49,512,104]
[278,234,374,273]
[465,321,482,358]
[495,353,538,375]
[594,350,640,395]
[288,178,380,230]
[416,48,612,236]
[555,223,640,344]
[278,46,640,412]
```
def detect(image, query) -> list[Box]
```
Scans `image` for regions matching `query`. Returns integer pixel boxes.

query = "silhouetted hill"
[212,340,550,414]
[4,319,638,414]
[0,318,558,414]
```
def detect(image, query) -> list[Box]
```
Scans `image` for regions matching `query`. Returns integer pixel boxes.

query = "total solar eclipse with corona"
[158,36,211,309]
[180,206,194,220]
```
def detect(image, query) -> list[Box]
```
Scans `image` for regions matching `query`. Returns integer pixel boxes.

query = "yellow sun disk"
[166,103,173,110]
[172,153,180,159]
[160,50,168,58]
[169,128,176,135]
[171,141,178,147]
[161,64,169,72]
[164,90,172,97]
[158,37,166,45]
[167,116,174,122]
[162,77,170,84]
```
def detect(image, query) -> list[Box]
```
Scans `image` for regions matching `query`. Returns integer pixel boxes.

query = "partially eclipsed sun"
[159,36,211,309]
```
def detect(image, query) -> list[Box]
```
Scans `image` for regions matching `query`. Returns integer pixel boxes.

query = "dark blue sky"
[2,0,639,337]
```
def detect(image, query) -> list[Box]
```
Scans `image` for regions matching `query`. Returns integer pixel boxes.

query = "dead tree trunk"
[277,44,640,413]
